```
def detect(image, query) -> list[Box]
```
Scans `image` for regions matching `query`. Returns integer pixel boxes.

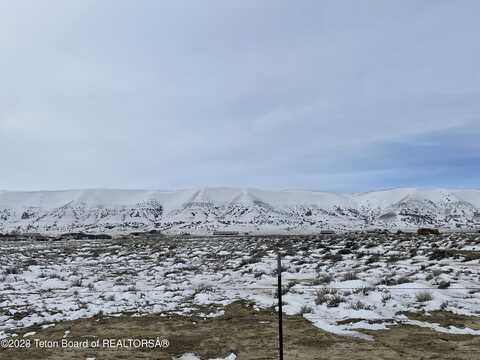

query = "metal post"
[277,252,284,360]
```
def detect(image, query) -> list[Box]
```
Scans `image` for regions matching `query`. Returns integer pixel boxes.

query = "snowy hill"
[0,187,479,234]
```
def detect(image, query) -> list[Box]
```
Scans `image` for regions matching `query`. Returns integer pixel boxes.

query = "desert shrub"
[194,283,214,293]
[387,254,407,263]
[283,246,296,257]
[353,286,374,296]
[415,291,433,302]
[2,267,19,275]
[356,252,366,259]
[380,275,412,286]
[299,305,313,314]
[315,288,338,305]
[326,294,344,308]
[366,254,380,264]
[294,259,308,266]
[342,271,358,281]
[253,270,266,279]
[71,278,83,287]
[114,277,127,285]
[349,300,373,310]
[344,241,359,250]
[238,256,259,268]
[381,292,392,304]
[324,253,343,263]
[396,276,412,284]
[48,273,65,281]
[312,273,333,285]
[315,288,331,305]
[438,280,451,289]
[432,269,444,277]
[429,249,449,261]
[379,276,395,286]
[23,259,38,266]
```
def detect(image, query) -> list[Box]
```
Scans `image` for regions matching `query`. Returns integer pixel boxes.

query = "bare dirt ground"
[2,301,479,360]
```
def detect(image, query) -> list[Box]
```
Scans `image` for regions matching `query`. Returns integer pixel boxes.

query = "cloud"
[1,1,479,191]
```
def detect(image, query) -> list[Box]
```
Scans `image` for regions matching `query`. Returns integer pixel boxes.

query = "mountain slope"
[0,187,479,234]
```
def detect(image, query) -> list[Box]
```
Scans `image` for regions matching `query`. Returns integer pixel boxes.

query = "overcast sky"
[1,0,479,192]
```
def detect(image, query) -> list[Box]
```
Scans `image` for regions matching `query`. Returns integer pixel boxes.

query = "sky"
[1,0,479,192]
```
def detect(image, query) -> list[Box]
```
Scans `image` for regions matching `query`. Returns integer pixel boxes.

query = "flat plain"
[1,232,480,359]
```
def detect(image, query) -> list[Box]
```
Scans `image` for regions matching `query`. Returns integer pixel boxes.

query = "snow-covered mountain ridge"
[1,187,479,234]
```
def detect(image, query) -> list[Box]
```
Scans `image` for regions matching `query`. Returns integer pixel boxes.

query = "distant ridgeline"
[0,187,479,234]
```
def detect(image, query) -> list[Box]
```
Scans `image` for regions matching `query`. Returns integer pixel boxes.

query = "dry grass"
[1,302,479,360]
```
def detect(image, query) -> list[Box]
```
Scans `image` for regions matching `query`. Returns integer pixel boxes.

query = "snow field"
[1,232,479,340]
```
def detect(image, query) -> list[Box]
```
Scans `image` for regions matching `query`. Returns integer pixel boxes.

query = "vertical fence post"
[277,251,284,360]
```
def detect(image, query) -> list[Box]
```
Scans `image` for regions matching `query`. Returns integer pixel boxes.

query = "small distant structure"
[213,231,239,236]
[60,232,112,240]
[417,228,440,236]
[319,230,335,235]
